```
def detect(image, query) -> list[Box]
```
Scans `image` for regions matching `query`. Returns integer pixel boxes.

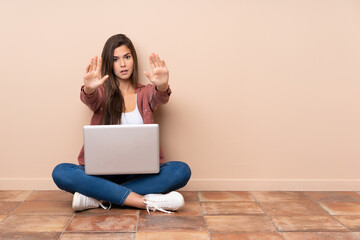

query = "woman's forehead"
[114,45,131,56]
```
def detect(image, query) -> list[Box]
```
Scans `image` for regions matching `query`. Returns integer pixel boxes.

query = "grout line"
[5,192,33,217]
[248,191,287,240]
[134,209,140,237]
[196,190,201,202]
[0,195,28,223]
[248,190,257,202]
[353,232,360,240]
[302,191,360,238]
[57,213,75,240]
[0,213,11,223]
[197,191,213,240]
[25,190,37,202]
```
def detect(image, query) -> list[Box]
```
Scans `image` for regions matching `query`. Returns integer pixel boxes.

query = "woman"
[52,34,191,214]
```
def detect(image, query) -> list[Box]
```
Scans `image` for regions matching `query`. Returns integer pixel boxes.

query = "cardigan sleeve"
[147,84,172,112]
[80,85,105,112]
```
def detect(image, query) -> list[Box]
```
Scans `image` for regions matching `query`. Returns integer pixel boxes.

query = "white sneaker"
[72,192,111,212]
[143,191,185,214]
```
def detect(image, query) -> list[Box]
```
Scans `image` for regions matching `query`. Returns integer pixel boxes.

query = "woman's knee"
[52,163,70,181]
[166,161,191,184]
[178,161,191,181]
[52,163,80,190]
[52,163,64,182]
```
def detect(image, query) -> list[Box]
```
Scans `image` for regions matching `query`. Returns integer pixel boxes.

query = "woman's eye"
[113,58,118,62]
[125,55,131,60]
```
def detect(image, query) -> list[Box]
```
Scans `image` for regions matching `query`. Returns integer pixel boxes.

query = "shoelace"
[143,199,173,214]
[99,201,112,211]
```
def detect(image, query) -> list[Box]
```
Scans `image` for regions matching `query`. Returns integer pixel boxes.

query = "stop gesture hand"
[144,53,169,92]
[83,56,109,94]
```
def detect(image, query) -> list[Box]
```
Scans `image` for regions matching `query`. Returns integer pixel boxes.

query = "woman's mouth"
[120,70,128,75]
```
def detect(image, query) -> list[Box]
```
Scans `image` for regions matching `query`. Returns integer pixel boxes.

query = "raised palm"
[84,56,109,93]
[144,53,169,91]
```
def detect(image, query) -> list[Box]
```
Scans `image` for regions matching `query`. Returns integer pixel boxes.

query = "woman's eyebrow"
[113,52,131,58]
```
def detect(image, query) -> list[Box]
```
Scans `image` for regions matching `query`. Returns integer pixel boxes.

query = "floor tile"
[271,216,348,232]
[198,191,253,202]
[136,232,210,240]
[210,232,284,240]
[0,202,22,215]
[251,191,309,202]
[201,202,264,215]
[282,232,359,240]
[205,215,277,233]
[66,215,137,232]
[137,215,206,232]
[140,202,202,216]
[0,232,61,240]
[75,207,139,216]
[260,201,329,216]
[179,191,198,202]
[0,215,71,232]
[0,190,33,201]
[27,190,73,202]
[319,202,360,215]
[2,190,360,239]
[305,192,360,202]
[60,232,135,240]
[12,201,73,216]
[334,216,360,231]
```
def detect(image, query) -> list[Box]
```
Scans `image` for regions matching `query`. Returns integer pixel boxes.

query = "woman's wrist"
[156,83,169,92]
[83,86,96,95]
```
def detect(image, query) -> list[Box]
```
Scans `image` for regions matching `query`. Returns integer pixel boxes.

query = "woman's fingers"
[94,56,99,72]
[86,63,91,73]
[89,58,93,72]
[155,54,161,67]
[149,54,156,70]
[144,71,155,84]
[91,57,96,72]
[88,56,102,73]
[85,56,105,84]
[149,53,165,69]
[147,53,168,84]
[144,71,151,80]
[96,57,102,73]
[100,75,109,85]
[161,60,166,68]
[152,54,159,68]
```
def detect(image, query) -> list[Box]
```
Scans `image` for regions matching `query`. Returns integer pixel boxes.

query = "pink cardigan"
[77,83,171,166]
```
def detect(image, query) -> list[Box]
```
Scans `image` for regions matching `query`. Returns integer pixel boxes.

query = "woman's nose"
[120,58,126,66]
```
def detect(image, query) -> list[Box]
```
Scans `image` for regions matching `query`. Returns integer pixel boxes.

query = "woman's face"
[113,45,134,81]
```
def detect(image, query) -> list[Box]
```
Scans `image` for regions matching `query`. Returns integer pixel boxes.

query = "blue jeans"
[52,161,191,206]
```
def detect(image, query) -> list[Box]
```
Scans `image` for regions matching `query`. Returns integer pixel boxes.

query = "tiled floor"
[0,191,360,239]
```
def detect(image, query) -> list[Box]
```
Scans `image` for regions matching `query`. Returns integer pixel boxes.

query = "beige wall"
[1,0,359,190]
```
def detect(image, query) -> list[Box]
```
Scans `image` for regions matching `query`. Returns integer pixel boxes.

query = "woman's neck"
[118,79,135,94]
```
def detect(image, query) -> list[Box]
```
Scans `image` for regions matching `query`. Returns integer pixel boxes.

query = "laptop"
[83,124,160,175]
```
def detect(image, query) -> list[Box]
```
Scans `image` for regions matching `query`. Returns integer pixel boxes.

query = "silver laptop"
[83,124,160,175]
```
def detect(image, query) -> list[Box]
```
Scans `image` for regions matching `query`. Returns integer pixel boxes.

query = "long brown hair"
[100,34,139,125]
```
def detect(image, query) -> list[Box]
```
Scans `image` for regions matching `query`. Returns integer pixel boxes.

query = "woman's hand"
[144,53,169,92]
[83,56,109,95]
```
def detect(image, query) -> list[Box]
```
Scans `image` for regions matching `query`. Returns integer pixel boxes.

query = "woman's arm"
[144,53,171,110]
[80,56,109,112]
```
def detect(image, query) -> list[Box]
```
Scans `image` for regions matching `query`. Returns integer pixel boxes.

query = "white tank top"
[121,97,144,125]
